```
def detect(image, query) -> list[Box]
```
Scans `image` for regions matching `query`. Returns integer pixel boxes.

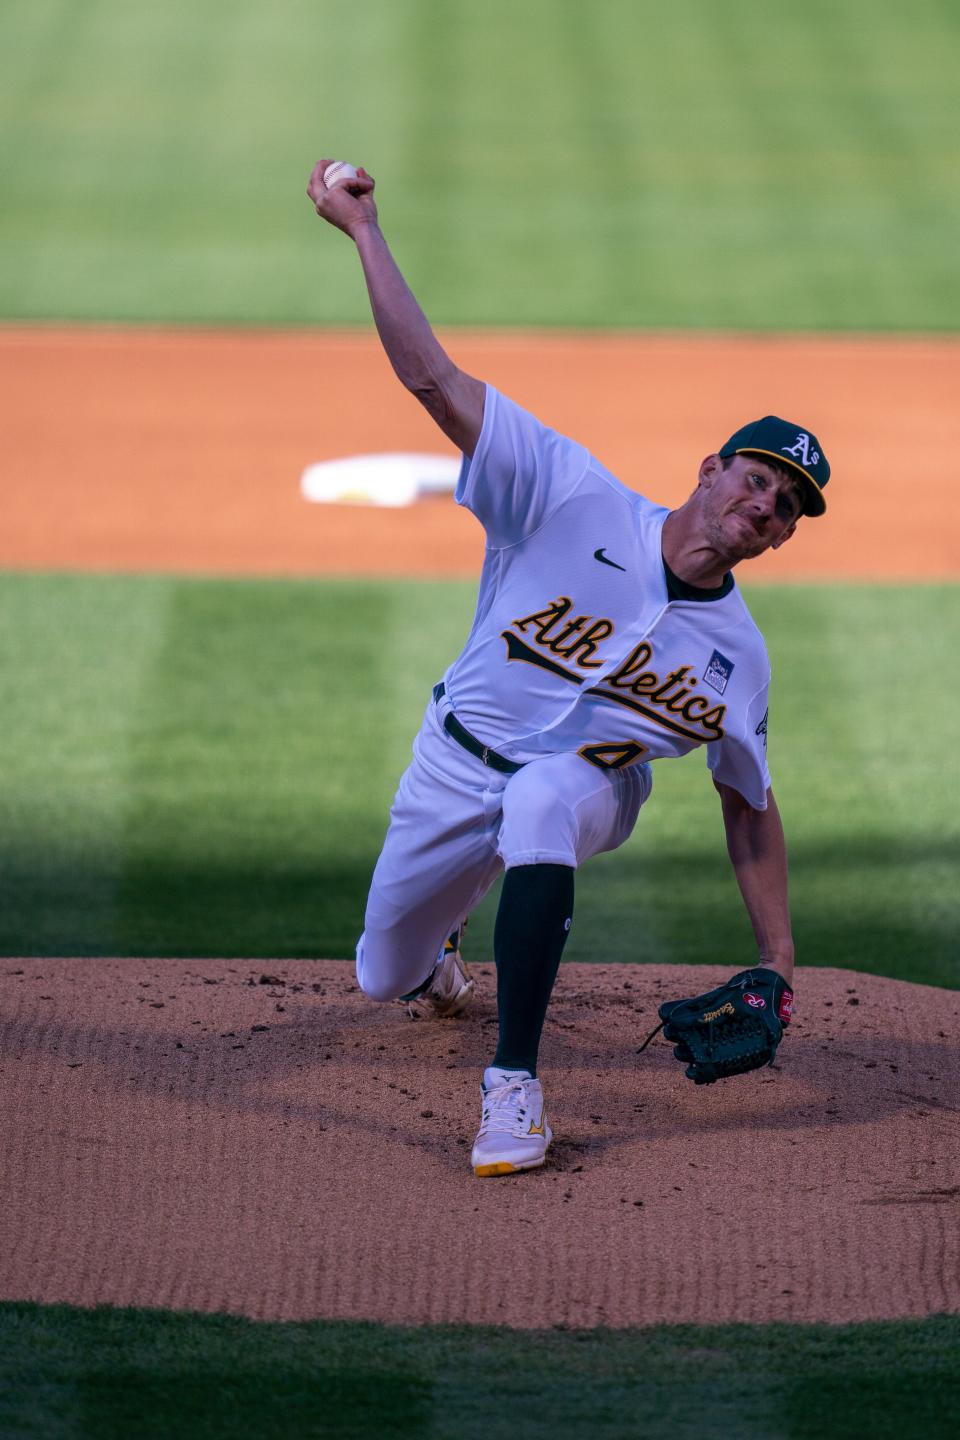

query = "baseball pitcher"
[307,159,828,1176]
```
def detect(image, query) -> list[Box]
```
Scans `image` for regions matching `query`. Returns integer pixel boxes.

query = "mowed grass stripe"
[1,1303,957,1440]
[0,0,957,327]
[0,574,956,985]
[113,579,409,958]
[0,575,173,955]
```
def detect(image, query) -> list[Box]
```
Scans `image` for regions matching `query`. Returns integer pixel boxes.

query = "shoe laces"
[478,1078,535,1138]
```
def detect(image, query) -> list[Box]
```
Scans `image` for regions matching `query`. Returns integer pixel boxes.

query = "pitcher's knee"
[355,925,439,1002]
[355,953,400,1002]
[356,931,401,1001]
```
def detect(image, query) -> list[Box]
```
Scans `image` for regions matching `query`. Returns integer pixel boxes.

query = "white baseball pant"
[355,696,653,1001]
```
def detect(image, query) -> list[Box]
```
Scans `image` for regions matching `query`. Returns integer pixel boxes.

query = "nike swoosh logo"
[594,547,626,572]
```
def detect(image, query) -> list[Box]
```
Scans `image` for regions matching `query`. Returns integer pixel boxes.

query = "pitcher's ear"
[698,453,723,489]
[771,521,798,550]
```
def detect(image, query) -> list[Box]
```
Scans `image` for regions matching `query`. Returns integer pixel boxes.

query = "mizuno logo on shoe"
[528,1111,547,1136]
[594,548,626,571]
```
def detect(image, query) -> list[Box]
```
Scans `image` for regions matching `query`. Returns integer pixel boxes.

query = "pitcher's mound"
[1,959,957,1328]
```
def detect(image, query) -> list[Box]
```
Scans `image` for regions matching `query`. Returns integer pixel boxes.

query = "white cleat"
[403,931,475,1020]
[471,1067,553,1177]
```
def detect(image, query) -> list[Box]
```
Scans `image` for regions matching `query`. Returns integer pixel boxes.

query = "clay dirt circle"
[1,959,958,1328]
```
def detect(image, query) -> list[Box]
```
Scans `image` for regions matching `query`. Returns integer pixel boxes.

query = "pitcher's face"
[698,454,803,562]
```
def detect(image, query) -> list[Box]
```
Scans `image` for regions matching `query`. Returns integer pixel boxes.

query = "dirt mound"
[2,958,956,1328]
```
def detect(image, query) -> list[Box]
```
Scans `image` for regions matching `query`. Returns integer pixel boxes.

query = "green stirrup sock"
[492,863,574,1077]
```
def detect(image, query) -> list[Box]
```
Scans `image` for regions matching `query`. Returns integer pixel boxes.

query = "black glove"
[653,968,794,1085]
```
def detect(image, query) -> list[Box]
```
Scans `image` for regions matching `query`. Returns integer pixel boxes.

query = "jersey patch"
[703,649,735,695]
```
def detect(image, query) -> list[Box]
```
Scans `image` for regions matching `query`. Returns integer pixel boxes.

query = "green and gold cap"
[719,416,829,517]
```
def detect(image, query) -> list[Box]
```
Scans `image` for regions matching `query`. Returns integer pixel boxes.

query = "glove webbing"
[680,1014,775,1079]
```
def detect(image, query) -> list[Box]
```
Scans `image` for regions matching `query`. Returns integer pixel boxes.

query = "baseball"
[323,160,359,191]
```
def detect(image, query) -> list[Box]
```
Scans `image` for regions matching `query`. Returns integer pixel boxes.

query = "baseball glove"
[642,968,794,1084]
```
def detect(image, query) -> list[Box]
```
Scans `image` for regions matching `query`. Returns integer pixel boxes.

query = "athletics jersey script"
[505,599,727,741]
[443,387,773,808]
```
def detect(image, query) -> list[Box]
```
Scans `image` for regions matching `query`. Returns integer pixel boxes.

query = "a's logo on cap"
[781,432,820,469]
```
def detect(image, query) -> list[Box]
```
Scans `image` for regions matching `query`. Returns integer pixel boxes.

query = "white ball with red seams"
[323,160,359,190]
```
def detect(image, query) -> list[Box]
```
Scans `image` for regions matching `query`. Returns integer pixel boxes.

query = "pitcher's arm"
[307,160,485,456]
[716,780,795,986]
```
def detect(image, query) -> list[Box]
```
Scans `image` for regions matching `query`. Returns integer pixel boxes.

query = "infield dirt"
[2,326,958,579]
[1,326,958,1329]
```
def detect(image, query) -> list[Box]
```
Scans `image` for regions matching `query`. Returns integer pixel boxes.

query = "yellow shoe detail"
[528,1111,547,1136]
[474,1160,520,1176]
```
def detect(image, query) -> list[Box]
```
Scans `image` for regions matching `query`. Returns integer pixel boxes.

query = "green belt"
[433,683,525,775]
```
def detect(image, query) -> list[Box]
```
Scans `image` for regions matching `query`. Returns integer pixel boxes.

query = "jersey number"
[578,740,649,771]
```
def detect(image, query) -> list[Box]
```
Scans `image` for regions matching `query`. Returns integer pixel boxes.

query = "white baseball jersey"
[442,385,772,808]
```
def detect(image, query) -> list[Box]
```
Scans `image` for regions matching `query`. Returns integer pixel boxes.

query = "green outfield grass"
[1,0,958,330]
[0,573,956,986]
[1,1303,957,1439]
